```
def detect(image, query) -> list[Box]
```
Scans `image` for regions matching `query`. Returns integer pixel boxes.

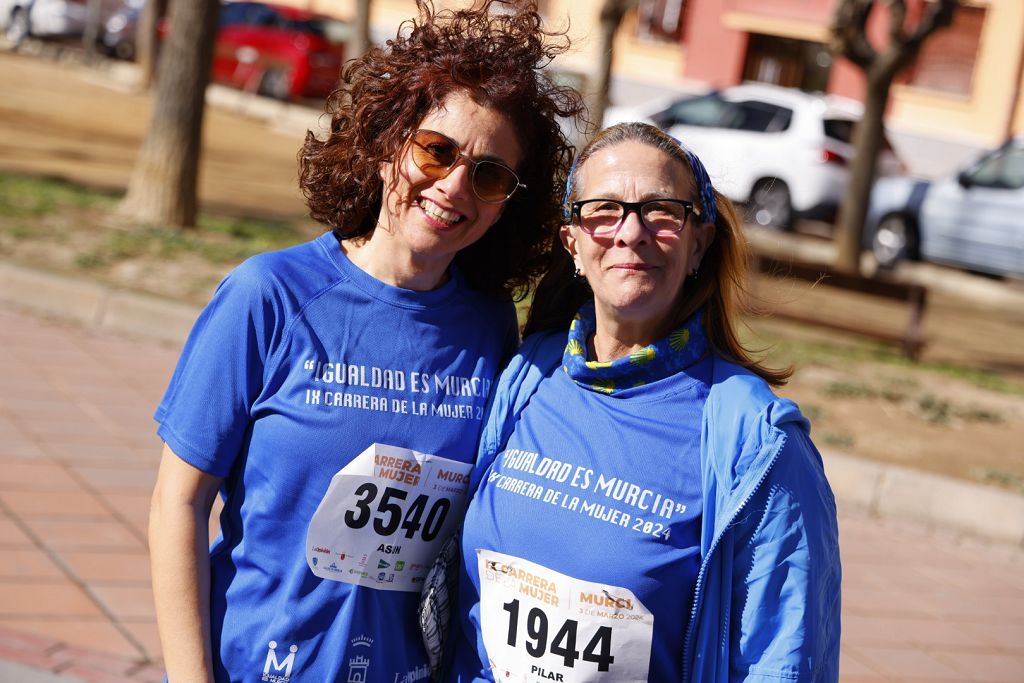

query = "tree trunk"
[82,0,103,56]
[119,0,220,228]
[833,72,891,272]
[136,0,169,89]
[830,0,956,275]
[349,0,371,60]
[591,0,632,139]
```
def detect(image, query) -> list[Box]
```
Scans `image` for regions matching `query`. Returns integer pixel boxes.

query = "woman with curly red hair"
[148,2,585,680]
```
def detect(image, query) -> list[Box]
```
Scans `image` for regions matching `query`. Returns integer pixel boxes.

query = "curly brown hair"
[298,0,587,299]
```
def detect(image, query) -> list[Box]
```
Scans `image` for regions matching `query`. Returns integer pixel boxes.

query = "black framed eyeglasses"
[570,198,701,236]
[409,129,525,204]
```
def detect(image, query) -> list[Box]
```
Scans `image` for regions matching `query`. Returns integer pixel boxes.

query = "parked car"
[98,0,139,59]
[1,0,127,46]
[865,137,1024,278]
[103,0,347,101]
[605,83,904,229]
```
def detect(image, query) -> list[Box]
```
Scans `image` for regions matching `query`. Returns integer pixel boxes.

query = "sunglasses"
[408,129,525,204]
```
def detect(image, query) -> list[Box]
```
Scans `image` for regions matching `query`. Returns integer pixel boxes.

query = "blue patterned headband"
[562,133,718,226]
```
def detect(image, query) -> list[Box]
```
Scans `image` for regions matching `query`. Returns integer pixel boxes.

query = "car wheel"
[872,213,918,269]
[6,8,30,47]
[746,179,793,230]
[258,68,291,101]
[114,39,135,61]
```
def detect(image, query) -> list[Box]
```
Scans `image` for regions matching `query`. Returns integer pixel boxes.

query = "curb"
[0,262,200,345]
[2,259,1022,547]
[823,452,1024,547]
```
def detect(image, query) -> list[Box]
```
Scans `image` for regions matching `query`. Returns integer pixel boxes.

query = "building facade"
[680,0,1024,148]
[278,0,1023,149]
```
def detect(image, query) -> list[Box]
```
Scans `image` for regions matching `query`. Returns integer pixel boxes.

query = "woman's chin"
[598,294,674,328]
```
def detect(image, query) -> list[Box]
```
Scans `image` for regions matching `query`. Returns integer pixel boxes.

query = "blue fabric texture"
[155,232,518,683]
[456,330,841,683]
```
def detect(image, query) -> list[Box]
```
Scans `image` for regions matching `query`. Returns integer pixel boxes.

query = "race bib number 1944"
[305,443,471,592]
[478,549,653,683]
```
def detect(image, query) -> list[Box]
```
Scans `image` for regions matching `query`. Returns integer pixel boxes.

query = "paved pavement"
[0,303,1022,682]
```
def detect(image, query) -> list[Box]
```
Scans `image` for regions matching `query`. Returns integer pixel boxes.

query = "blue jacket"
[471,332,841,683]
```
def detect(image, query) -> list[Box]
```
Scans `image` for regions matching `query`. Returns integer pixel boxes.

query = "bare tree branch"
[830,0,877,69]
[906,0,956,52]
[885,0,908,46]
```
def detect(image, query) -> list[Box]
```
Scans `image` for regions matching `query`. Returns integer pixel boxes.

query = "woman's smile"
[416,197,465,228]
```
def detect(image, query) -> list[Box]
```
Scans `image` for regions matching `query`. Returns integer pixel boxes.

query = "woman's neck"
[589,310,668,362]
[340,229,450,292]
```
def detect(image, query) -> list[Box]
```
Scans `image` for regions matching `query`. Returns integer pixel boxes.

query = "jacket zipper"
[681,429,788,682]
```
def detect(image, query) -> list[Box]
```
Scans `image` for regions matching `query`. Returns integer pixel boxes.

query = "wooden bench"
[753,255,928,360]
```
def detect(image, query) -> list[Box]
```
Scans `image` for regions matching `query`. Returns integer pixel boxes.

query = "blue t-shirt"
[452,351,710,682]
[155,232,518,683]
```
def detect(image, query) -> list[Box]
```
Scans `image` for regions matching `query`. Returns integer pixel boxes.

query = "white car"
[605,83,903,229]
[1,0,126,46]
[866,137,1024,278]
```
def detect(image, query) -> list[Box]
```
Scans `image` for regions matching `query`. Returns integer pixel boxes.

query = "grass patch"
[957,405,1004,424]
[0,172,117,218]
[916,393,952,425]
[74,221,308,268]
[820,431,854,449]
[972,468,1024,494]
[750,330,1024,396]
[1,172,310,269]
[800,402,824,421]
[822,381,877,399]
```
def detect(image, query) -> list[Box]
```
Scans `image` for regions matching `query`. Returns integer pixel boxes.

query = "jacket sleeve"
[728,423,842,683]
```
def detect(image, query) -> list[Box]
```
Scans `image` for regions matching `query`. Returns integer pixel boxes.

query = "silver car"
[1,0,126,46]
[866,137,1024,278]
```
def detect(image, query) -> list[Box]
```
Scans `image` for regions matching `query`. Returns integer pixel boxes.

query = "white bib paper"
[478,549,653,683]
[305,443,472,592]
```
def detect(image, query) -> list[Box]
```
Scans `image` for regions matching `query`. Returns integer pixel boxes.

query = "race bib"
[305,443,472,592]
[478,550,653,683]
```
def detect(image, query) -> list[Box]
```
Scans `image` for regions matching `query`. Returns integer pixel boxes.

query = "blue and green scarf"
[562,301,708,395]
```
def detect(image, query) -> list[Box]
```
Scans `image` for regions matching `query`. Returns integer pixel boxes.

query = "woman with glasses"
[447,122,841,682]
[147,2,584,681]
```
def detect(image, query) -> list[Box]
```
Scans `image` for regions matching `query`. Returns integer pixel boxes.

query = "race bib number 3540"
[305,443,471,592]
[478,550,653,683]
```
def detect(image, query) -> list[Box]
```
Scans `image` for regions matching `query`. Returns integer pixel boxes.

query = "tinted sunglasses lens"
[411,131,458,175]
[641,201,689,234]
[474,162,517,202]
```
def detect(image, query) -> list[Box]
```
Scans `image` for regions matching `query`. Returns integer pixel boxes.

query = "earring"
[688,266,699,280]
[573,268,585,280]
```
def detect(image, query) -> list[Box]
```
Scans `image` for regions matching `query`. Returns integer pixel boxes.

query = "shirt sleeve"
[154,257,291,478]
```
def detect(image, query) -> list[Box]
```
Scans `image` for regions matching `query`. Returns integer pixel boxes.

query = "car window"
[723,101,791,133]
[248,4,279,27]
[968,144,1024,190]
[824,118,854,144]
[653,94,729,128]
[1003,146,1024,189]
[219,2,251,26]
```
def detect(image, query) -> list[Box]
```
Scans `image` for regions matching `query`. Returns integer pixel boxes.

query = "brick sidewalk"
[0,304,1022,682]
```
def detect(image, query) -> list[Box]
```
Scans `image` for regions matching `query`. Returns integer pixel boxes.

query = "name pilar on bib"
[477,549,653,683]
[305,443,471,592]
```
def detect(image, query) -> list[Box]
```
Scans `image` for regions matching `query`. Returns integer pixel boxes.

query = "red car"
[211,1,345,101]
